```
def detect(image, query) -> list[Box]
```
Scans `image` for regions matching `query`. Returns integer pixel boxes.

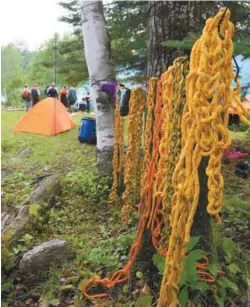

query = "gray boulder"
[2,175,61,244]
[19,239,74,281]
[19,148,32,156]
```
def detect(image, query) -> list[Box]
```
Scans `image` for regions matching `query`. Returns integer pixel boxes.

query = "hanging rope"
[158,8,250,307]
[122,87,147,222]
[82,78,164,300]
[141,77,158,189]
[109,96,124,204]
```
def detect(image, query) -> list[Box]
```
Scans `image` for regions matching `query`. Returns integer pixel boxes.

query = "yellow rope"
[109,98,124,204]
[158,8,250,307]
[122,87,147,222]
[141,77,158,188]
[160,58,189,247]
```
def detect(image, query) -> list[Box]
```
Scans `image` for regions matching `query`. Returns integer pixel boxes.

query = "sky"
[0,0,73,50]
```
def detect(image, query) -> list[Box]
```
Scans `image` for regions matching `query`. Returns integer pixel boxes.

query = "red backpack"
[60,89,67,95]
[22,90,30,98]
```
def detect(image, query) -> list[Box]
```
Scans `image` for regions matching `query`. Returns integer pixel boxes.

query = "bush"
[6,88,23,107]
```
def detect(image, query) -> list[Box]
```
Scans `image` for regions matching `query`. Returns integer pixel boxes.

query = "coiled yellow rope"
[141,77,158,188]
[122,87,147,222]
[109,98,124,204]
[158,8,250,307]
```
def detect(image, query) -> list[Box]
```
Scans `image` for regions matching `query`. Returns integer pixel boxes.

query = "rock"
[19,148,32,156]
[19,239,74,281]
[2,175,61,244]
[1,213,12,232]
[2,206,29,243]
[24,174,61,205]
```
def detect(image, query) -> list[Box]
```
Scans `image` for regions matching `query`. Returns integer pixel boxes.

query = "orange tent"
[13,98,76,135]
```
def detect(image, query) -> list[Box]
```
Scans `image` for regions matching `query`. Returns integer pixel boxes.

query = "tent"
[13,98,76,135]
[228,94,250,115]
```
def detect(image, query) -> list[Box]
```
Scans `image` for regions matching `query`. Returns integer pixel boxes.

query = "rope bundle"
[122,87,147,222]
[109,98,124,204]
[158,8,250,306]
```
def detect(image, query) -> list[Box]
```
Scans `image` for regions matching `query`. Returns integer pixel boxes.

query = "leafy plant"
[135,295,153,307]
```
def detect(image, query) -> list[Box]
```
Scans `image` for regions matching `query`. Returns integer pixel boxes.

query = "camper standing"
[47,83,58,98]
[85,92,91,113]
[60,86,69,108]
[31,83,40,107]
[22,84,31,112]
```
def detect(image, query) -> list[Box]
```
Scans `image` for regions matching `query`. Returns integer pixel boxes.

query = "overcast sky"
[1,0,73,50]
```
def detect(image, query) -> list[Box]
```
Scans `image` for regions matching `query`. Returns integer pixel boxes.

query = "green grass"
[1,110,250,307]
[1,110,138,307]
[1,111,83,166]
[1,110,95,209]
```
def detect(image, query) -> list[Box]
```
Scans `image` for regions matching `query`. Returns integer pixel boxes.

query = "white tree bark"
[80,0,116,174]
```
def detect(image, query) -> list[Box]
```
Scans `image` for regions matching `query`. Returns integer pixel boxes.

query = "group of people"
[22,82,90,113]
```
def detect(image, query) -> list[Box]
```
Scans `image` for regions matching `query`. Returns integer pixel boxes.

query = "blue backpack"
[78,117,97,144]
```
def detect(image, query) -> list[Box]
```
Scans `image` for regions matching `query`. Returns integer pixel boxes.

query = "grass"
[1,110,250,306]
[1,110,138,307]
[1,111,95,209]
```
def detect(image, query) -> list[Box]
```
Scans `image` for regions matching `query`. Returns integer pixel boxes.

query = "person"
[118,83,131,116]
[47,82,58,98]
[79,97,87,111]
[22,84,31,112]
[44,86,49,98]
[31,83,40,107]
[68,87,77,109]
[117,83,127,100]
[60,86,69,108]
[85,92,91,113]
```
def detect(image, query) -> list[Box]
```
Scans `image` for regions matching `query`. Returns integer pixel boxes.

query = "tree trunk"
[80,1,116,174]
[147,1,217,78]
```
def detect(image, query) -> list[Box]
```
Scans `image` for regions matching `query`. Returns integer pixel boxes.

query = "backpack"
[60,89,67,95]
[119,88,131,116]
[22,90,30,99]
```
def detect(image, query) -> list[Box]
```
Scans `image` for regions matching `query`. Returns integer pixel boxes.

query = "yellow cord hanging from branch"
[141,77,158,187]
[122,87,146,222]
[109,98,124,204]
[158,8,250,307]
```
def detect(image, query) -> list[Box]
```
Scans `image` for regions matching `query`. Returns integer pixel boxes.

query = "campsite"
[1,1,250,307]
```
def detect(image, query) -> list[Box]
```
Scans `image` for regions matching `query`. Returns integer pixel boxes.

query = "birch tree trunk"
[80,1,116,174]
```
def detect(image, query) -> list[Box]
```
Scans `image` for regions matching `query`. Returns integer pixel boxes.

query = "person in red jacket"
[22,84,31,112]
[60,86,69,108]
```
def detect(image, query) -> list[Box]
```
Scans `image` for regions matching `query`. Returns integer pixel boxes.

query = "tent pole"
[54,33,57,84]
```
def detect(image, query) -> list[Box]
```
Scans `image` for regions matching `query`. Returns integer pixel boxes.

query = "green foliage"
[152,253,165,274]
[178,286,189,307]
[58,34,88,85]
[58,0,148,77]
[29,203,42,217]
[1,44,24,94]
[222,197,250,244]
[6,88,24,107]
[1,248,16,271]
[87,232,136,269]
[135,295,153,307]
[105,1,147,73]
[64,167,110,204]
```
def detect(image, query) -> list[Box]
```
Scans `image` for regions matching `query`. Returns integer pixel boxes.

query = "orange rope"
[82,60,225,299]
[82,79,164,299]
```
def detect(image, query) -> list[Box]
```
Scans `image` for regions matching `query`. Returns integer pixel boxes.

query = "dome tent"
[13,98,76,135]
